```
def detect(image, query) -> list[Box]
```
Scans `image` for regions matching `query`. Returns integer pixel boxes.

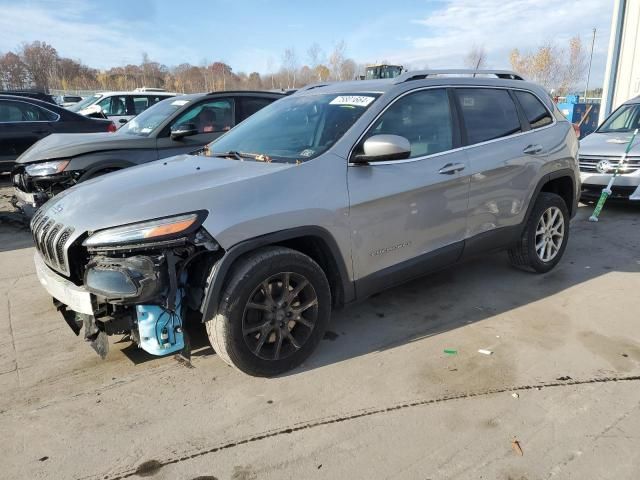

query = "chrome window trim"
[0,98,61,123]
[348,85,557,167]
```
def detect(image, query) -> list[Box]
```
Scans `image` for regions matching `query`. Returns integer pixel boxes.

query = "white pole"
[584,28,596,101]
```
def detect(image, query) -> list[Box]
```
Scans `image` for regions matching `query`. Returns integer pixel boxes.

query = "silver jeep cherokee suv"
[31,70,579,376]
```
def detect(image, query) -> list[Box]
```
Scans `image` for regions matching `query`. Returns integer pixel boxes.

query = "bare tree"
[282,48,298,89]
[0,52,29,89]
[560,36,587,95]
[329,40,347,81]
[464,45,487,70]
[340,58,357,81]
[307,43,324,81]
[21,41,58,90]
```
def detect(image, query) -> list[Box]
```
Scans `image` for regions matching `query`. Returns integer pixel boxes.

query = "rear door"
[155,97,235,157]
[457,87,546,238]
[96,95,130,128]
[0,99,59,170]
[347,88,470,292]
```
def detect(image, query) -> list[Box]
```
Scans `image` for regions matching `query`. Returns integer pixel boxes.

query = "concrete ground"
[1,177,639,480]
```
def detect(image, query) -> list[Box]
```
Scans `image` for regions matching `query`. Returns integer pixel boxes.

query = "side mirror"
[170,123,198,140]
[352,134,411,164]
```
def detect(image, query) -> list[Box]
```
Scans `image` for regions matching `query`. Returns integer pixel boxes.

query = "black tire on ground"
[206,246,331,377]
[508,192,570,273]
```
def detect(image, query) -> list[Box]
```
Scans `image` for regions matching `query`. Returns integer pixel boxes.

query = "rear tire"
[508,192,569,273]
[206,246,331,377]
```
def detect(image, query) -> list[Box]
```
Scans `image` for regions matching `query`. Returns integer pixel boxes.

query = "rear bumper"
[34,252,93,315]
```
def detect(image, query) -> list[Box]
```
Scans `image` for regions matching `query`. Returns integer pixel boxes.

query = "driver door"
[347,88,471,295]
[155,98,234,158]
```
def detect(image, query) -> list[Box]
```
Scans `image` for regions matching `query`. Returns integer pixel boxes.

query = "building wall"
[600,0,640,123]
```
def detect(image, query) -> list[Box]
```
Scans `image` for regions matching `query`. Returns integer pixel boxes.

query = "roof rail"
[394,69,525,83]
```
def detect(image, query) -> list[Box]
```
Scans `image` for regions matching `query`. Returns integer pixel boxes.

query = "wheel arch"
[78,159,135,181]
[200,226,354,322]
[524,168,578,227]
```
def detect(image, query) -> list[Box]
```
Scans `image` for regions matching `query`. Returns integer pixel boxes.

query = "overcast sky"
[0,0,613,87]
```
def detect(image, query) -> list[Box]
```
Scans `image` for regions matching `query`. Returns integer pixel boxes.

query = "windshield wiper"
[210,151,272,162]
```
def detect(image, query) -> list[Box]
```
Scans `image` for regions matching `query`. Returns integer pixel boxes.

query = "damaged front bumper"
[34,250,188,359]
[12,168,78,209]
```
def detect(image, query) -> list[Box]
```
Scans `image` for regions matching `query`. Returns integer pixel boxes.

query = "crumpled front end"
[12,163,79,211]
[31,207,222,359]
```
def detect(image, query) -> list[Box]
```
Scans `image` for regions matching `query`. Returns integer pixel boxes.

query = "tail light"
[572,123,580,138]
[107,122,117,133]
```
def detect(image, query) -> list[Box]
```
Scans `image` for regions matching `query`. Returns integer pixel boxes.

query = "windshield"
[118,97,191,136]
[598,103,640,133]
[203,93,380,162]
[68,93,102,112]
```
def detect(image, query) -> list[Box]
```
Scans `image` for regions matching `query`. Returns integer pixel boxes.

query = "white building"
[600,0,640,123]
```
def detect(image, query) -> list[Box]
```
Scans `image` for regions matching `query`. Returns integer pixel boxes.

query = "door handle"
[438,163,465,175]
[119,119,128,124]
[523,144,543,155]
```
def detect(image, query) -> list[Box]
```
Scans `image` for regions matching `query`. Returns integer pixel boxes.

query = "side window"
[364,88,453,158]
[457,89,521,145]
[0,100,57,122]
[97,96,127,116]
[133,96,150,115]
[0,100,27,121]
[514,91,553,129]
[147,96,165,107]
[171,99,234,134]
[237,97,274,123]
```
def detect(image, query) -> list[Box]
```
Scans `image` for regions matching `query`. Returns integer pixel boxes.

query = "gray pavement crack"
[88,374,640,480]
[6,297,21,387]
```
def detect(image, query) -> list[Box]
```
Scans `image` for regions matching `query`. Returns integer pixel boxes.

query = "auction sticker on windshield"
[330,95,375,107]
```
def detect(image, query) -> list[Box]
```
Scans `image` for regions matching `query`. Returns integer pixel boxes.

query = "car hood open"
[16,132,156,164]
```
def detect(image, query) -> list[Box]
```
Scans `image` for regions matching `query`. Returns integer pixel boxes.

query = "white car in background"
[68,89,177,127]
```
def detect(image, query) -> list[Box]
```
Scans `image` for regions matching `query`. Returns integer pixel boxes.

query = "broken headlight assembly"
[83,212,210,248]
[25,159,70,177]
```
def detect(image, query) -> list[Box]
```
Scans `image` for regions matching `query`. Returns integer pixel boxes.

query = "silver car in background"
[578,95,640,201]
[30,70,579,376]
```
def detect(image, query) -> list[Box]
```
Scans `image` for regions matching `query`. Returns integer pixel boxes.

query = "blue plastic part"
[136,289,185,356]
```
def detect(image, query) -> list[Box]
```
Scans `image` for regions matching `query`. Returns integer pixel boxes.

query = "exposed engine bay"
[51,222,220,359]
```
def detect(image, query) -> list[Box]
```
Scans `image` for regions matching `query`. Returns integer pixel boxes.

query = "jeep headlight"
[25,160,70,177]
[83,213,204,247]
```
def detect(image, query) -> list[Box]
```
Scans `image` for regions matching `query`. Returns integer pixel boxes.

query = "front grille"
[579,154,640,174]
[30,212,74,276]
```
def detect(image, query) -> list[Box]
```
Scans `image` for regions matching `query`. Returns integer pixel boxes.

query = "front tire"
[508,192,569,273]
[206,247,331,376]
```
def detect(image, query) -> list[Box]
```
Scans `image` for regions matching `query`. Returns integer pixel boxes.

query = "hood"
[579,131,640,157]
[39,154,294,242]
[16,132,155,164]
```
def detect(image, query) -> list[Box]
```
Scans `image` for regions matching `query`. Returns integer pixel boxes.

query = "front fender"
[199,226,354,322]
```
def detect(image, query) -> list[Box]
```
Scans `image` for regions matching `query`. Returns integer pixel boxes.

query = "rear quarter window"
[457,88,521,145]
[514,91,553,129]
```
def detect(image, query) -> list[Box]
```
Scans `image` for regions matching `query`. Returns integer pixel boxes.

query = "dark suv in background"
[13,91,283,209]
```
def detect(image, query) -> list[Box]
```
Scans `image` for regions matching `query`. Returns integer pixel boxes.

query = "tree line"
[0,40,362,94]
[0,36,590,95]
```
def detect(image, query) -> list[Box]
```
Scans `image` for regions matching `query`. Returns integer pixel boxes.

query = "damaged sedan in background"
[12,90,283,212]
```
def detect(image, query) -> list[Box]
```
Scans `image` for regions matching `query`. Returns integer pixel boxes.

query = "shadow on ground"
[170,202,640,375]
